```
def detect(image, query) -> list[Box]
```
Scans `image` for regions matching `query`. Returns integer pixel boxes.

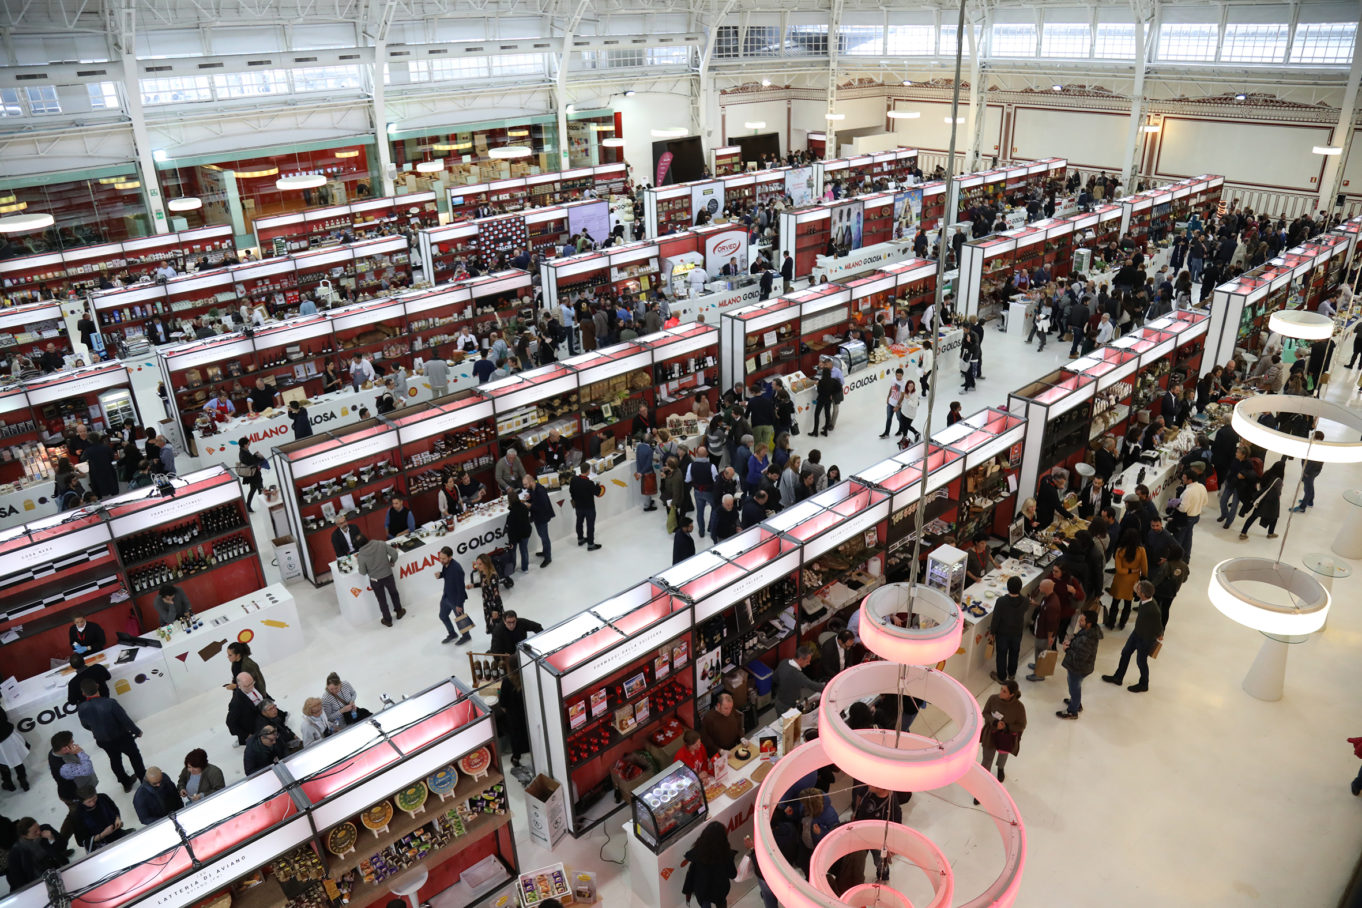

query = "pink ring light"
[808,821,952,908]
[858,584,963,665]
[754,735,1026,908]
[841,885,913,908]
[818,664,982,791]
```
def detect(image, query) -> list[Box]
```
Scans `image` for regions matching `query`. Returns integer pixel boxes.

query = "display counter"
[4,639,175,735]
[624,719,784,908]
[810,237,915,284]
[157,584,300,697]
[951,557,1048,683]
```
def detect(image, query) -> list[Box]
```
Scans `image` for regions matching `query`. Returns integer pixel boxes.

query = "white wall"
[889,101,1003,156]
[720,98,789,151]
[614,90,695,185]
[0,125,136,177]
[1010,108,1127,171]
[1156,118,1331,191]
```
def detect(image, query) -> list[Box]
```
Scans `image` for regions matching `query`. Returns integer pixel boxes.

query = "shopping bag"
[1034,649,1058,678]
[454,610,476,636]
[984,639,995,660]
[735,855,754,883]
[1149,641,1162,659]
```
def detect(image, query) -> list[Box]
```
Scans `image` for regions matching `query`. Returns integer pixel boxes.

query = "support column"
[115,7,168,235]
[825,0,846,154]
[1318,19,1362,214]
[698,0,740,149]
[366,1,398,198]
[965,9,986,171]
[1119,8,1155,193]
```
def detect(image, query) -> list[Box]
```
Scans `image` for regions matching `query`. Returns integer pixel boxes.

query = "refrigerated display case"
[925,543,968,602]
[631,765,709,852]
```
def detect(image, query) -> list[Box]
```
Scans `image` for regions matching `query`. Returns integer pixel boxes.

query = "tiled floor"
[7,303,1362,908]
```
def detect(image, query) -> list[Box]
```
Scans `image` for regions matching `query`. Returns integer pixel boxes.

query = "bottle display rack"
[253,191,439,257]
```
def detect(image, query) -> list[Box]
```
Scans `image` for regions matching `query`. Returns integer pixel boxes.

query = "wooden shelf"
[325,769,505,879]
[343,813,512,908]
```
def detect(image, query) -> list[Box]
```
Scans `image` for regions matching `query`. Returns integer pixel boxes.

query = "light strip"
[1268,309,1333,340]
[1209,557,1330,635]
[1232,395,1362,463]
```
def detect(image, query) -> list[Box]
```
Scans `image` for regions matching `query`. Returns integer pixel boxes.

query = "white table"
[190,367,479,468]
[3,643,175,747]
[625,722,782,908]
[0,478,57,531]
[157,584,302,697]
[951,558,1046,684]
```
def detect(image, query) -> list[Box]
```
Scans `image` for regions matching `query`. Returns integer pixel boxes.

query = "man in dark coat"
[673,515,696,564]
[81,433,120,498]
[568,464,602,551]
[490,610,545,656]
[76,680,144,792]
[1056,610,1103,719]
[132,767,184,824]
[1034,468,1072,528]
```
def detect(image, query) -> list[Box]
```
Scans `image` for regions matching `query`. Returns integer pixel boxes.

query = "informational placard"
[690,181,724,225]
[785,167,816,206]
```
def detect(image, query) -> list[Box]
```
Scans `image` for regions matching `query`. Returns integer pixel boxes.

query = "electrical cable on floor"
[598,818,626,865]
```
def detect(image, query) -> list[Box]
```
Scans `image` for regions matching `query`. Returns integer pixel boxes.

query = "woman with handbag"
[978,679,1027,785]
[237,438,266,512]
[680,821,738,908]
[1239,460,1285,540]
[468,553,504,635]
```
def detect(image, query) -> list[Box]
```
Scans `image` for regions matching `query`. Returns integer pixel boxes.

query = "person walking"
[1239,460,1285,540]
[354,538,405,627]
[880,369,907,438]
[959,332,977,392]
[0,705,30,791]
[568,463,602,550]
[1056,610,1103,719]
[978,679,1027,782]
[1216,447,1252,526]
[673,515,697,564]
[896,380,921,442]
[686,446,719,538]
[468,553,505,635]
[1169,467,1207,557]
[506,487,533,572]
[811,367,838,436]
[1292,431,1325,512]
[1150,544,1188,629]
[634,430,658,512]
[1102,581,1163,693]
[680,820,739,908]
[522,475,556,567]
[1104,528,1148,631]
[435,546,470,645]
[76,679,145,792]
[237,438,267,511]
[988,576,1028,683]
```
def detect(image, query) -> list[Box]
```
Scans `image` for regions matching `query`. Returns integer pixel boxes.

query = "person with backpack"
[1057,610,1103,718]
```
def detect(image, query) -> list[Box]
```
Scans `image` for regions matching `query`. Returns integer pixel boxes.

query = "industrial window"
[87,82,120,110]
[939,25,974,57]
[488,54,544,76]
[841,25,884,56]
[1221,23,1288,63]
[786,25,829,56]
[1157,23,1219,61]
[1041,23,1090,58]
[1093,23,1137,59]
[647,47,691,66]
[140,75,213,105]
[212,70,289,99]
[743,25,782,56]
[991,23,1037,57]
[0,88,22,117]
[24,85,61,114]
[424,57,487,80]
[292,65,363,93]
[1290,22,1356,65]
[885,24,935,55]
[713,25,740,59]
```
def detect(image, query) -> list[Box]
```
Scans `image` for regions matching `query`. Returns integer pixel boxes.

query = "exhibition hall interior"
[1,1,1361,907]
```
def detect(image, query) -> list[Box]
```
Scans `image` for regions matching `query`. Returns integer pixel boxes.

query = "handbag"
[789,419,800,436]
[735,854,755,883]
[642,472,658,496]
[992,727,1017,754]
[1148,641,1162,659]
[1204,472,1218,492]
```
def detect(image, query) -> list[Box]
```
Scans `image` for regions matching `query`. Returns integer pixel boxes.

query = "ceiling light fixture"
[275,173,326,190]
[761,78,772,87]
[650,127,689,138]
[488,146,533,158]
[1313,145,1343,155]
[0,201,28,214]
[1231,396,1362,464]
[152,149,168,162]
[508,129,530,137]
[335,150,360,158]
[1234,93,1247,101]
[1268,309,1334,340]
[113,181,141,190]
[236,166,281,179]
[1140,124,1160,133]
[591,124,615,132]
[1052,84,1063,91]
[601,138,626,148]
[744,121,767,130]
[624,90,636,97]
[825,112,846,121]
[945,116,964,123]
[564,104,575,113]
[1209,558,1331,637]
[887,110,920,119]
[902,80,913,86]
[416,160,444,173]
[0,213,55,233]
[167,197,202,212]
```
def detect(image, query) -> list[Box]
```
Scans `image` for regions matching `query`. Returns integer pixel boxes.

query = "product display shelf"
[465,269,535,336]
[930,407,1027,542]
[0,226,237,307]
[645,184,696,239]
[36,679,508,908]
[1146,310,1211,389]
[720,172,756,213]
[246,314,337,402]
[0,301,72,364]
[403,284,477,364]
[778,206,832,281]
[790,284,854,374]
[519,582,694,836]
[254,191,438,256]
[1062,346,1140,443]
[1007,368,1098,506]
[330,296,413,377]
[645,323,721,421]
[523,204,570,258]
[104,467,266,630]
[958,222,1049,319]
[719,297,801,389]
[563,343,654,449]
[1062,204,1124,270]
[657,526,802,705]
[917,180,947,231]
[272,420,405,584]
[1111,326,1176,419]
[538,240,660,310]
[879,258,938,317]
[420,222,481,283]
[712,146,743,177]
[858,442,966,579]
[947,158,1066,229]
[390,396,498,523]
[861,192,896,247]
[481,363,580,469]
[764,481,891,638]
[161,329,283,442]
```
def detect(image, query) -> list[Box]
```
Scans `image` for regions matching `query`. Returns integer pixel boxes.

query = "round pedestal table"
[1303,553,1351,632]
[1333,490,1362,560]
[389,867,429,908]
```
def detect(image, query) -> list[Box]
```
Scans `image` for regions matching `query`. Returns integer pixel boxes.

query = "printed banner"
[893,189,924,240]
[690,180,725,225]
[702,227,749,276]
[785,167,816,207]
[656,152,674,186]
[830,200,864,251]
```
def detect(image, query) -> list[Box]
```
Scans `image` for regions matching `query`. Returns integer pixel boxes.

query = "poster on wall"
[568,200,611,247]
[477,214,528,259]
[785,167,816,207]
[893,189,924,241]
[702,227,749,276]
[830,200,864,252]
[691,180,725,225]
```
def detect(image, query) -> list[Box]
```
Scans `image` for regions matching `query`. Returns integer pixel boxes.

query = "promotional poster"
[690,180,725,225]
[830,200,864,251]
[893,188,924,240]
[702,227,749,276]
[785,166,817,206]
[567,200,611,247]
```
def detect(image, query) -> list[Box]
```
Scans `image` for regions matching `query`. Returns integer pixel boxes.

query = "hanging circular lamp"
[1231,396,1362,463]
[167,197,203,212]
[1209,558,1331,636]
[276,174,326,190]
[1268,309,1333,340]
[0,213,54,233]
[488,146,533,159]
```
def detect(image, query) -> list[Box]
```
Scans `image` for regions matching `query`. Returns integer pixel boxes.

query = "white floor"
[7,309,1362,908]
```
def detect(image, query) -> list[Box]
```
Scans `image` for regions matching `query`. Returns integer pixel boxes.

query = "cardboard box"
[723,670,749,708]
[524,774,568,847]
[272,536,303,581]
[1034,648,1058,678]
